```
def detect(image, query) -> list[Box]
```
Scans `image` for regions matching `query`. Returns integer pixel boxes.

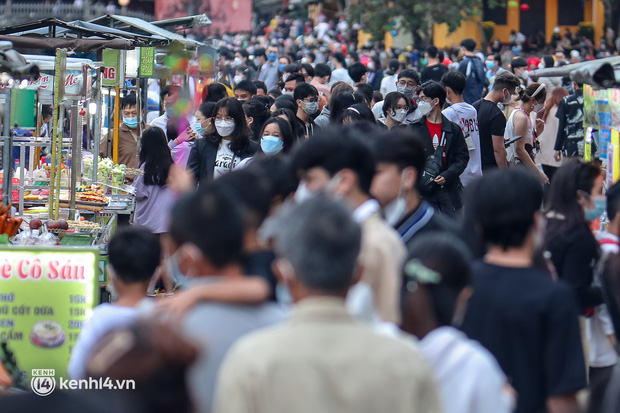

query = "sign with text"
[139,47,155,78]
[102,49,122,88]
[0,247,99,381]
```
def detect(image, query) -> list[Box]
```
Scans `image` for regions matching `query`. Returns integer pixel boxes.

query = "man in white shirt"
[68,229,161,379]
[290,128,407,324]
[214,195,440,413]
[441,71,482,187]
[329,52,354,87]
[401,232,514,413]
[380,59,400,97]
[149,85,180,137]
[592,182,620,413]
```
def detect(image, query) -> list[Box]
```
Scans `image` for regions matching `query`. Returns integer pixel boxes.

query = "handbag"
[421,132,446,195]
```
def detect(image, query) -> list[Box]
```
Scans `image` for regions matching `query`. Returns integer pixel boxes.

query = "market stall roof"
[529,56,620,89]
[88,15,204,48]
[0,35,132,52]
[0,18,164,48]
[151,14,211,32]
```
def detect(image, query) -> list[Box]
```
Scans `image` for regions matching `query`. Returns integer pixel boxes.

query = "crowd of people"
[4,15,620,413]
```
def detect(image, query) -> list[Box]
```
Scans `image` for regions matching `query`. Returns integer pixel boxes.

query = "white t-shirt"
[443,102,482,187]
[380,74,398,97]
[329,67,354,87]
[214,140,240,179]
[68,303,139,379]
[589,232,619,368]
[420,326,514,413]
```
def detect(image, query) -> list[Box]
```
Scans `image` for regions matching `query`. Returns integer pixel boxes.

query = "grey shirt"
[182,277,287,413]
[258,61,279,90]
[314,107,330,128]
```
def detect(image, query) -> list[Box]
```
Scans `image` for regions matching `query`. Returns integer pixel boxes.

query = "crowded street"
[1,1,620,412]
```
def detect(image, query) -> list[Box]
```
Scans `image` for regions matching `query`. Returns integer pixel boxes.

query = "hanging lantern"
[508,0,519,8]
[520,3,530,11]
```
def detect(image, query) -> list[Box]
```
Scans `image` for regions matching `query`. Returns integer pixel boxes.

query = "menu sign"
[0,247,99,381]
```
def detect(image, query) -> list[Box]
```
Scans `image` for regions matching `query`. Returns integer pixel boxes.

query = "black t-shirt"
[472,99,506,170]
[243,250,277,301]
[420,63,449,83]
[462,261,587,413]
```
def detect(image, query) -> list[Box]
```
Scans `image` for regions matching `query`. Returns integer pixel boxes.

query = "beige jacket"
[359,212,407,323]
[214,297,441,413]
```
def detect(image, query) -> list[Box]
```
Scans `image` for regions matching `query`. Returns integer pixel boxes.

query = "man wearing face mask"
[408,81,469,218]
[294,83,321,139]
[290,128,406,324]
[370,130,457,249]
[372,69,421,124]
[473,71,522,171]
[166,184,286,413]
[510,57,529,86]
[258,46,280,90]
[100,93,144,170]
[150,85,180,137]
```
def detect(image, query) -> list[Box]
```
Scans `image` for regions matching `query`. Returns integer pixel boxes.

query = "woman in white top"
[504,82,549,184]
[534,87,569,181]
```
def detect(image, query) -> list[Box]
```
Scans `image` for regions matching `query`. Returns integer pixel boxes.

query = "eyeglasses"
[303,97,318,103]
[418,95,432,102]
[215,115,234,122]
[398,80,417,88]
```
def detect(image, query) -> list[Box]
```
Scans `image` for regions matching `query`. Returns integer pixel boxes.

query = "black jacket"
[408,115,469,209]
[187,137,258,183]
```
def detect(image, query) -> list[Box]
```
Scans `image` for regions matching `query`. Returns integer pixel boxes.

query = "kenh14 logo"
[31,369,56,396]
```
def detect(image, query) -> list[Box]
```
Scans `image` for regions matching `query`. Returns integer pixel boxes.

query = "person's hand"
[174,129,193,145]
[539,171,550,185]
[434,175,446,186]
[554,150,562,162]
[157,288,202,319]
[535,118,545,135]
[167,164,195,194]
[186,127,198,141]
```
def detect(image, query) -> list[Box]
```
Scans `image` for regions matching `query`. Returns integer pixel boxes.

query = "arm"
[547,395,581,413]
[513,112,549,183]
[492,135,508,168]
[554,101,568,155]
[560,237,604,309]
[439,126,469,185]
[157,277,270,318]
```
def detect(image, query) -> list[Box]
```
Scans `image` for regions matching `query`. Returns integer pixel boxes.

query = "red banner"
[155,0,253,34]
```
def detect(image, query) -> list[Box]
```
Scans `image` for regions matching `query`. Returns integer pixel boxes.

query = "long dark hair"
[139,127,173,187]
[260,117,295,154]
[544,161,601,243]
[206,97,253,155]
[272,108,304,142]
[243,98,271,142]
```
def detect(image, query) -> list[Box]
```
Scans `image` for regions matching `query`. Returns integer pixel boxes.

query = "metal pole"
[136,79,141,167]
[69,102,79,220]
[113,86,120,164]
[93,70,102,183]
[2,89,12,208]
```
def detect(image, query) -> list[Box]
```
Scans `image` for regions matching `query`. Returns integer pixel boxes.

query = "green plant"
[482,21,496,42]
[578,22,595,40]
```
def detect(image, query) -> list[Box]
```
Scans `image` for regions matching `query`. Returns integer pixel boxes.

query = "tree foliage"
[349,0,503,45]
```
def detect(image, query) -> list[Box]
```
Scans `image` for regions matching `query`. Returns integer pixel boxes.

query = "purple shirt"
[132,168,176,234]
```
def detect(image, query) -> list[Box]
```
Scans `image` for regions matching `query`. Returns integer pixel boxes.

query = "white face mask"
[384,197,407,226]
[233,75,244,84]
[417,100,433,116]
[533,102,544,112]
[215,120,236,137]
[502,89,513,105]
[233,57,243,67]
[294,182,314,203]
[390,108,408,124]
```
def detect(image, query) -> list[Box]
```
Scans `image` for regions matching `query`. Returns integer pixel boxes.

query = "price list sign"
[0,247,98,381]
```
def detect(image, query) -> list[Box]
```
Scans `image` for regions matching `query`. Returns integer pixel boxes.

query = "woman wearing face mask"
[187,97,258,183]
[504,82,549,184]
[258,117,294,156]
[544,162,604,355]
[381,92,410,129]
[166,102,215,169]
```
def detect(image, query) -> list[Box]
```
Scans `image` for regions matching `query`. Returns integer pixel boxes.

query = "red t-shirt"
[426,119,442,150]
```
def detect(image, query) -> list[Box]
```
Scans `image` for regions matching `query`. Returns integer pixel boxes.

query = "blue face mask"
[193,122,205,135]
[267,52,277,62]
[123,116,138,128]
[261,135,284,155]
[278,64,286,73]
[486,61,495,69]
[585,197,607,221]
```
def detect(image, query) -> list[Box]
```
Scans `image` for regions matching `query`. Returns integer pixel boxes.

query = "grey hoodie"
[314,107,330,128]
